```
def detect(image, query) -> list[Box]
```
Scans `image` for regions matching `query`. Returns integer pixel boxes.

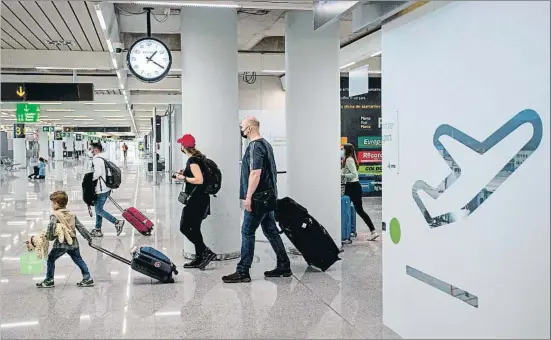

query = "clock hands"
[146,50,158,61]
[152,61,165,69]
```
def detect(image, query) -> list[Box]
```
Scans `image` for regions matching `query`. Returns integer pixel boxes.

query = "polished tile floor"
[0,158,397,339]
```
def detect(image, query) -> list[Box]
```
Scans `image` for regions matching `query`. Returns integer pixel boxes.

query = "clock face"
[127,38,172,83]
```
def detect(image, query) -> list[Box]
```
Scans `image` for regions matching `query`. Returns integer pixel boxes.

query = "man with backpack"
[89,142,125,238]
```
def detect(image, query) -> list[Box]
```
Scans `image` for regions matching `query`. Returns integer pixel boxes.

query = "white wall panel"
[382,1,550,338]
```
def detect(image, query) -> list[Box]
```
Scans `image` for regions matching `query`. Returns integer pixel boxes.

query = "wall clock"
[127,37,172,83]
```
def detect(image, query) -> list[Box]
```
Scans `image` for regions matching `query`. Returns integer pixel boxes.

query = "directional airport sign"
[16,103,40,123]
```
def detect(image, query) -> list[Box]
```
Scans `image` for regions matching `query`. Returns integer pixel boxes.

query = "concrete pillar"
[64,136,75,157]
[12,135,26,168]
[38,128,49,160]
[285,11,341,243]
[180,7,240,259]
[162,116,170,172]
[54,139,63,162]
[172,105,183,172]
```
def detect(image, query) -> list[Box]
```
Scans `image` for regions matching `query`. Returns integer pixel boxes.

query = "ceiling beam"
[108,0,313,10]
[0,50,285,73]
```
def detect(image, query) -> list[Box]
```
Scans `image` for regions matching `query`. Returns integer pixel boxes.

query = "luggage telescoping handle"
[88,242,131,265]
[108,195,125,213]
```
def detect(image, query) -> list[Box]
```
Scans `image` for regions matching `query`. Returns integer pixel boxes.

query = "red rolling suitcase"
[108,196,153,236]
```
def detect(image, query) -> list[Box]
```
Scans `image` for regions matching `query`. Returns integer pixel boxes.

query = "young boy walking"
[36,191,94,288]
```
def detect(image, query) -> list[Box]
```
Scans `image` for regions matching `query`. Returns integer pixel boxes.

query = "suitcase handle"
[89,242,131,265]
[108,195,125,213]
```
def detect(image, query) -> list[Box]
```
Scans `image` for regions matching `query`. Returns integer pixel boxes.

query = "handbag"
[178,185,195,205]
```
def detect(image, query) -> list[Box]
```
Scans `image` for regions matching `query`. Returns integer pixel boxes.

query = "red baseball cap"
[177,134,196,148]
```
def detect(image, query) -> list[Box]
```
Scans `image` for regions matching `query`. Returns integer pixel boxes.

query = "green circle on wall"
[389,218,401,244]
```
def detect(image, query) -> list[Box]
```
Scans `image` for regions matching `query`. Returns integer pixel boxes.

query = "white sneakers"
[367,230,380,241]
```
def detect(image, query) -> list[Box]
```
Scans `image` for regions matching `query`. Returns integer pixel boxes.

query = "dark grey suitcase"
[89,243,178,283]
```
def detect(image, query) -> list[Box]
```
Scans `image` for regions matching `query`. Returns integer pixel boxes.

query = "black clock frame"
[126,37,173,84]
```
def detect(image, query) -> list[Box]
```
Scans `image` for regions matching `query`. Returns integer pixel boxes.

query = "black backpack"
[82,172,97,216]
[202,158,222,196]
[96,157,121,189]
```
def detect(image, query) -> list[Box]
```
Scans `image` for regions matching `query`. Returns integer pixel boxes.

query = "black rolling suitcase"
[89,243,178,283]
[275,197,341,271]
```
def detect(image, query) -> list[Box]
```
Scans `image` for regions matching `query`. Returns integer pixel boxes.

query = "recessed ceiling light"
[261,69,285,73]
[73,118,94,121]
[102,116,125,118]
[94,109,121,112]
[106,118,127,121]
[64,116,88,118]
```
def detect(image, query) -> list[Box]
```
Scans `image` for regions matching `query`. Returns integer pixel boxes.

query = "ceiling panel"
[1,2,50,50]
[48,1,89,50]
[33,1,78,50]
[0,14,36,49]
[1,38,15,49]
[20,1,70,51]
[0,34,22,49]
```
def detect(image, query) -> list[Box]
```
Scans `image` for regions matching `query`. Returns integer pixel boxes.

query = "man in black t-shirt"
[222,117,291,283]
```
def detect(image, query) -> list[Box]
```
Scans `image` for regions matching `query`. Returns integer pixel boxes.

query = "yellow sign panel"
[340,137,348,145]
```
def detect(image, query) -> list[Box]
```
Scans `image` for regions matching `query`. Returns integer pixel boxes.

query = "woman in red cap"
[175,134,217,270]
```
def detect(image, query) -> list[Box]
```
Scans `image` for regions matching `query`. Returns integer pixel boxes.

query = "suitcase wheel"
[351,232,357,238]
[140,230,152,236]
[167,277,175,283]
[173,269,179,275]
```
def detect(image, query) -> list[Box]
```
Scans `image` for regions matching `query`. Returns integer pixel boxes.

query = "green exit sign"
[42,126,54,132]
[16,103,40,123]
[87,132,96,135]
[61,132,71,138]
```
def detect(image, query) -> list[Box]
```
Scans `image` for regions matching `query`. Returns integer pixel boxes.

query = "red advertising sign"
[358,151,382,163]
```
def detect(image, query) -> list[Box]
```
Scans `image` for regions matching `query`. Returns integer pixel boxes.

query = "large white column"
[172,105,183,171]
[180,7,240,259]
[162,116,170,172]
[64,136,75,158]
[285,11,341,243]
[38,128,49,160]
[12,136,26,168]
[54,139,63,162]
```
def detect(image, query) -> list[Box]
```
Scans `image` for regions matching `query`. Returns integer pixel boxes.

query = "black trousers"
[180,193,210,256]
[344,181,376,232]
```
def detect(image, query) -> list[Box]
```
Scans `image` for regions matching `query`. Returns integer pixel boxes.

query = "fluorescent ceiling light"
[102,116,125,118]
[73,118,94,121]
[34,67,98,71]
[64,116,87,118]
[46,109,75,112]
[41,119,60,121]
[0,321,39,329]
[154,311,181,316]
[106,118,127,121]
[112,57,118,69]
[369,70,382,74]
[1,112,10,116]
[3,119,16,121]
[94,109,121,112]
[84,102,117,105]
[1,109,16,112]
[106,39,114,53]
[261,69,285,73]
[95,5,107,31]
[131,1,240,8]
[370,51,382,57]
[28,102,62,105]
[340,62,356,69]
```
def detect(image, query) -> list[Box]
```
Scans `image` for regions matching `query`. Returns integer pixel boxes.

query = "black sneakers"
[198,249,217,270]
[115,220,125,236]
[222,272,252,283]
[77,279,95,287]
[36,279,54,288]
[183,256,202,269]
[264,268,293,278]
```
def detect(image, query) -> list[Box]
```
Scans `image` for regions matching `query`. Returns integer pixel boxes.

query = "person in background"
[341,143,379,240]
[89,142,125,238]
[175,134,217,270]
[122,143,128,160]
[35,191,94,288]
[222,116,291,283]
[28,157,47,180]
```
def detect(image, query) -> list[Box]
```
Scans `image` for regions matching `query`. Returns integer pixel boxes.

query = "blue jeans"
[236,210,290,274]
[95,192,118,230]
[46,248,91,281]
